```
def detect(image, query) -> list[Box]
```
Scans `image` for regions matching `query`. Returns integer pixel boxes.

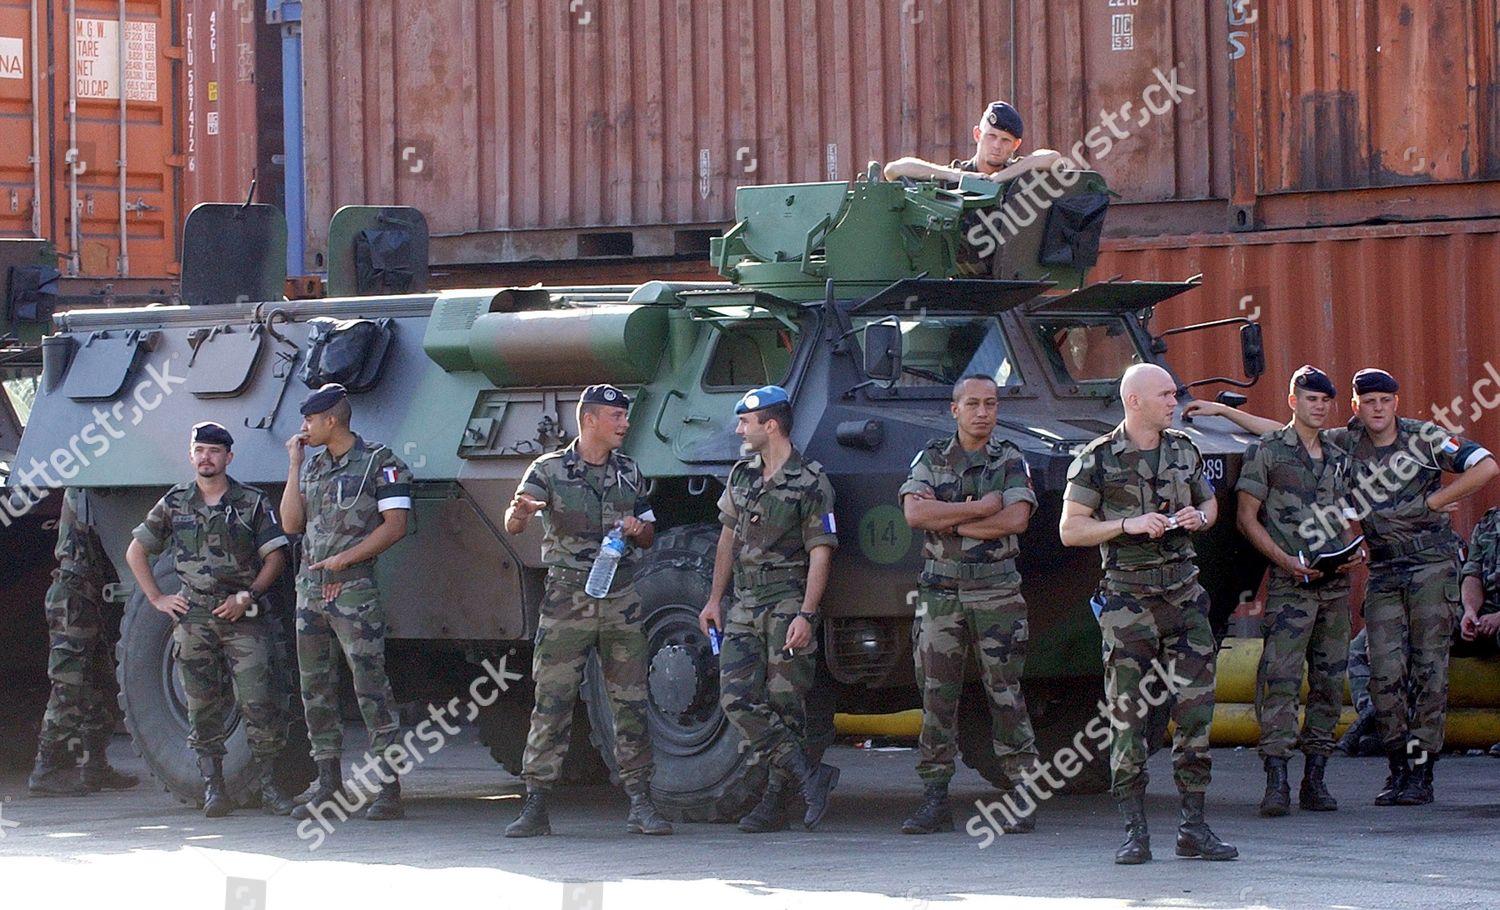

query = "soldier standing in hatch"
[282,383,413,822]
[503,383,671,838]
[1189,367,1497,806]
[125,422,293,817]
[28,487,139,797]
[1060,363,1236,865]
[699,384,840,833]
[1234,366,1362,818]
[884,101,1061,185]
[897,374,1039,836]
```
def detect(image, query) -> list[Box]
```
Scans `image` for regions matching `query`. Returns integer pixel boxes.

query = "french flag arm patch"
[821,512,837,534]
[382,466,400,484]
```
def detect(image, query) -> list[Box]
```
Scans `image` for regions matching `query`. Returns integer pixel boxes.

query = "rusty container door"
[181,0,281,214]
[0,0,180,278]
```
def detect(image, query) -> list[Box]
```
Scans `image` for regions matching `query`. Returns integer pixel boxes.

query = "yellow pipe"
[834,710,922,738]
[1208,703,1500,749]
[1215,636,1500,708]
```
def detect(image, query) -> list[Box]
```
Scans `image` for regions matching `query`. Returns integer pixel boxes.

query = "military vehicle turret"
[9,168,1268,816]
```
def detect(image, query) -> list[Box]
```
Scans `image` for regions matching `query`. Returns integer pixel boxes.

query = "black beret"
[983,101,1024,139]
[191,421,234,449]
[299,383,348,416]
[1352,368,1399,395]
[1290,365,1336,397]
[581,384,630,409]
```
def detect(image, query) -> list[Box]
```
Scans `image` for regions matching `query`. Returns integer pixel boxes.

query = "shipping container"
[1099,217,1500,529]
[0,0,279,280]
[299,0,1500,271]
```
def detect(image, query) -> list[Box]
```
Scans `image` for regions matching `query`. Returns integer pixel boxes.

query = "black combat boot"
[199,754,233,818]
[1257,756,1290,817]
[623,781,672,835]
[1374,749,1408,806]
[1114,793,1151,865]
[366,777,405,821]
[290,758,346,821]
[1298,753,1337,811]
[1334,705,1377,755]
[1395,751,1434,805]
[251,759,296,816]
[27,743,89,797]
[1174,792,1238,860]
[504,787,551,838]
[999,785,1037,833]
[738,778,792,833]
[900,783,953,835]
[80,734,139,791]
[783,749,839,830]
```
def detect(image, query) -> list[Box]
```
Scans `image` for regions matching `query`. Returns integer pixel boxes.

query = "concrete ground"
[1,729,1497,910]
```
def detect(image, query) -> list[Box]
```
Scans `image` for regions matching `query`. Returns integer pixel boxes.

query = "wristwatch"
[1196,509,1209,528]
[797,611,819,625]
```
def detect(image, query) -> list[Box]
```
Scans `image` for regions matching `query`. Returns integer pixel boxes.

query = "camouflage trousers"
[1364,557,1459,754]
[1255,578,1351,758]
[523,579,652,789]
[1098,582,1216,799]
[174,616,286,760]
[720,589,816,784]
[296,581,401,762]
[37,576,120,753]
[912,583,1036,786]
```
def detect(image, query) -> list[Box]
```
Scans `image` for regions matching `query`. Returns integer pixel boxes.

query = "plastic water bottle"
[585,528,626,598]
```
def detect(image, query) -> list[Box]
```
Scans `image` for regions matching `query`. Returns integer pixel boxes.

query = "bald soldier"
[1060,364,1237,865]
[1187,367,1497,806]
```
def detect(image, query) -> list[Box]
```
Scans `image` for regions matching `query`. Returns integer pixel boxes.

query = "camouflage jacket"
[1237,423,1355,585]
[717,447,838,594]
[133,477,289,621]
[1064,423,1214,572]
[298,435,412,591]
[517,440,654,577]
[1461,507,1500,615]
[54,488,117,596]
[898,433,1036,566]
[1329,417,1488,561]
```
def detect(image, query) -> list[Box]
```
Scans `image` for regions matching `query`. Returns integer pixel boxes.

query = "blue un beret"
[983,101,1024,139]
[191,421,234,449]
[581,384,630,408]
[735,385,790,415]
[1352,369,1399,395]
[299,383,348,416]
[1291,365,1336,397]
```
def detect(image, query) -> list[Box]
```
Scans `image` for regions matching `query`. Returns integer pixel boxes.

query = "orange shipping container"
[300,0,1500,271]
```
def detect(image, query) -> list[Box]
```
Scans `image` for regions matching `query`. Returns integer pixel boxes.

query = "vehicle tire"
[956,676,1113,795]
[581,522,766,822]
[116,554,313,806]
[473,656,610,785]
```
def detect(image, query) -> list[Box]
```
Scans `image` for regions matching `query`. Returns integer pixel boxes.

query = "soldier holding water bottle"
[502,383,671,838]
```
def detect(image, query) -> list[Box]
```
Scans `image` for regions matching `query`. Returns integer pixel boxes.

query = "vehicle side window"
[703,324,796,389]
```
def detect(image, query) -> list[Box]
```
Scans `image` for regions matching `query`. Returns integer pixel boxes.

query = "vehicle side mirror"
[863,322,902,384]
[1239,322,1265,380]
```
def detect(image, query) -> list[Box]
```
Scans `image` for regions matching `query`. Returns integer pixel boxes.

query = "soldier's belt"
[316,563,375,584]
[922,558,1017,582]
[1105,562,1198,589]
[733,565,807,589]
[1369,530,1458,564]
[546,564,635,590]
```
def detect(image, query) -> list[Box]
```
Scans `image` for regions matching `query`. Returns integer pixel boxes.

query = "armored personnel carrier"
[8,167,1267,816]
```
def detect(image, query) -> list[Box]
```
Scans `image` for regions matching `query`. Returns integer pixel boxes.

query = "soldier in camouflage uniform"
[503,383,670,837]
[1191,367,1497,805]
[896,374,1039,836]
[1061,364,1237,865]
[281,384,413,823]
[1234,367,1362,817]
[1458,507,1500,657]
[125,422,293,817]
[699,384,840,833]
[28,487,138,797]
